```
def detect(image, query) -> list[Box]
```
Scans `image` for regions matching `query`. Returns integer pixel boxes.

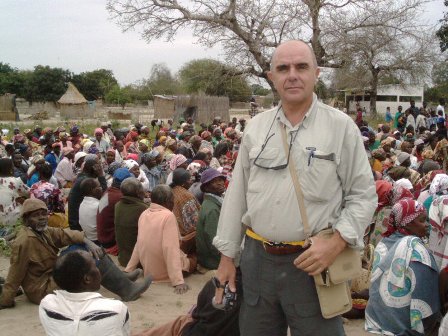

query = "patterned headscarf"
[169,154,187,171]
[107,162,121,176]
[390,184,414,204]
[429,174,448,196]
[383,199,426,237]
[88,146,99,154]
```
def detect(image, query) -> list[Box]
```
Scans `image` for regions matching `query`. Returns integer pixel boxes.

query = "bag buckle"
[320,269,331,287]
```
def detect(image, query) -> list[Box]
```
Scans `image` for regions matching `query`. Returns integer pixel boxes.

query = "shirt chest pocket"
[248,146,283,193]
[298,150,340,202]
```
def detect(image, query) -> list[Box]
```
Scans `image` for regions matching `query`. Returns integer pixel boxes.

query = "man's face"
[267,41,320,107]
[95,134,102,142]
[25,209,48,233]
[398,106,402,112]
[13,154,22,167]
[410,100,415,107]
[206,177,226,196]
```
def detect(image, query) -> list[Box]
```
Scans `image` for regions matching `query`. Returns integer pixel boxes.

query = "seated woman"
[126,185,196,294]
[170,168,200,255]
[365,198,440,335]
[30,163,67,228]
[0,158,29,233]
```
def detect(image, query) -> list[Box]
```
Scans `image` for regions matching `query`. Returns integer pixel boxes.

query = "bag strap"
[280,125,311,238]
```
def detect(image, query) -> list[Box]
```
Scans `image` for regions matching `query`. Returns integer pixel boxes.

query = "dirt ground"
[0,253,369,336]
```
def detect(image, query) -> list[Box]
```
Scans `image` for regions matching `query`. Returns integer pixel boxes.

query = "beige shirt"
[213,95,377,258]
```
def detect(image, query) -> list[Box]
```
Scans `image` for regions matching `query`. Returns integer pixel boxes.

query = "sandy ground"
[0,253,370,336]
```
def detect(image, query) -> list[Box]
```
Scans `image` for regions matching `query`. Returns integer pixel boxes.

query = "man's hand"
[174,283,190,294]
[214,255,236,304]
[83,238,104,260]
[294,231,347,276]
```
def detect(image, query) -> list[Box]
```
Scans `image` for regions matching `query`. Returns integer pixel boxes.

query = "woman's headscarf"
[372,148,386,161]
[395,178,413,191]
[169,154,187,171]
[123,159,139,170]
[390,184,414,204]
[83,140,94,153]
[429,174,448,196]
[376,180,393,210]
[126,153,139,161]
[88,146,99,154]
[383,198,425,237]
[107,161,122,176]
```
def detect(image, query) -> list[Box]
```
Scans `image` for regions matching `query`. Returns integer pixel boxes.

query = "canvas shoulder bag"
[280,125,361,319]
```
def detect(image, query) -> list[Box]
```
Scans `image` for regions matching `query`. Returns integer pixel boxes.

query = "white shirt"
[79,196,99,241]
[213,94,377,258]
[39,290,130,336]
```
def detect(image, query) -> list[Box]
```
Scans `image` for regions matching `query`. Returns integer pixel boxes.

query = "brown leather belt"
[246,228,307,255]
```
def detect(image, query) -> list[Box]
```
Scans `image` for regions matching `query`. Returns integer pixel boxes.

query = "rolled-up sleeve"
[334,120,377,248]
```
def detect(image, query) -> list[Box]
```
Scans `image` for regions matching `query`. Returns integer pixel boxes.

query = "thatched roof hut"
[58,83,88,118]
[154,94,229,124]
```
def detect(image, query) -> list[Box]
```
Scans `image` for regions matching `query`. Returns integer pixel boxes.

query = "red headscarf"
[376,180,393,211]
[383,199,425,237]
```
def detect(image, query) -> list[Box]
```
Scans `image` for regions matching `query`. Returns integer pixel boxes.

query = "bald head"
[270,40,318,70]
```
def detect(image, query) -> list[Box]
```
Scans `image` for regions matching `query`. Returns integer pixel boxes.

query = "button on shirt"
[39,290,130,336]
[213,94,377,258]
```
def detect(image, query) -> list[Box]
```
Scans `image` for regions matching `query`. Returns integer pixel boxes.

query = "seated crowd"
[0,117,245,335]
[7,106,448,335]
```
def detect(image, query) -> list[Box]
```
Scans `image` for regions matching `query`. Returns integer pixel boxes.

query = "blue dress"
[365,233,440,335]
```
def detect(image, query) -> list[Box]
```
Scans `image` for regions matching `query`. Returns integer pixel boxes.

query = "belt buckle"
[262,240,276,251]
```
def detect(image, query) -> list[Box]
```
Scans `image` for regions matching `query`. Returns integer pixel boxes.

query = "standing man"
[212,40,377,335]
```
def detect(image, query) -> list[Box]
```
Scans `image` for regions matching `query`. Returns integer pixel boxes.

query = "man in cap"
[212,40,376,335]
[196,168,226,270]
[235,118,246,133]
[0,199,102,308]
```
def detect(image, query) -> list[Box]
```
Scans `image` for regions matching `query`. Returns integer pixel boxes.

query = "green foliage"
[105,85,131,108]
[251,84,270,96]
[179,59,251,102]
[437,0,448,52]
[424,61,448,104]
[26,65,71,103]
[147,63,180,96]
[72,69,118,100]
[0,62,29,97]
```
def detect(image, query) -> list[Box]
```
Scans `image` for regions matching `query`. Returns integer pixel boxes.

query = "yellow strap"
[245,228,305,246]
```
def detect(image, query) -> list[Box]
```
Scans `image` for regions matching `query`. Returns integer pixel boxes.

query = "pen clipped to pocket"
[306,147,336,167]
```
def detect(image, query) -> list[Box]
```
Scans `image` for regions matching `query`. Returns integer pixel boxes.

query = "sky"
[0,0,446,86]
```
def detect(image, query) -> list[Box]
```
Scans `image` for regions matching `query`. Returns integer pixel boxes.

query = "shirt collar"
[55,290,104,301]
[277,93,318,130]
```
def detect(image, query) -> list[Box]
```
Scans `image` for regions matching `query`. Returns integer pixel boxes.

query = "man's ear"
[83,273,92,285]
[267,70,273,82]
